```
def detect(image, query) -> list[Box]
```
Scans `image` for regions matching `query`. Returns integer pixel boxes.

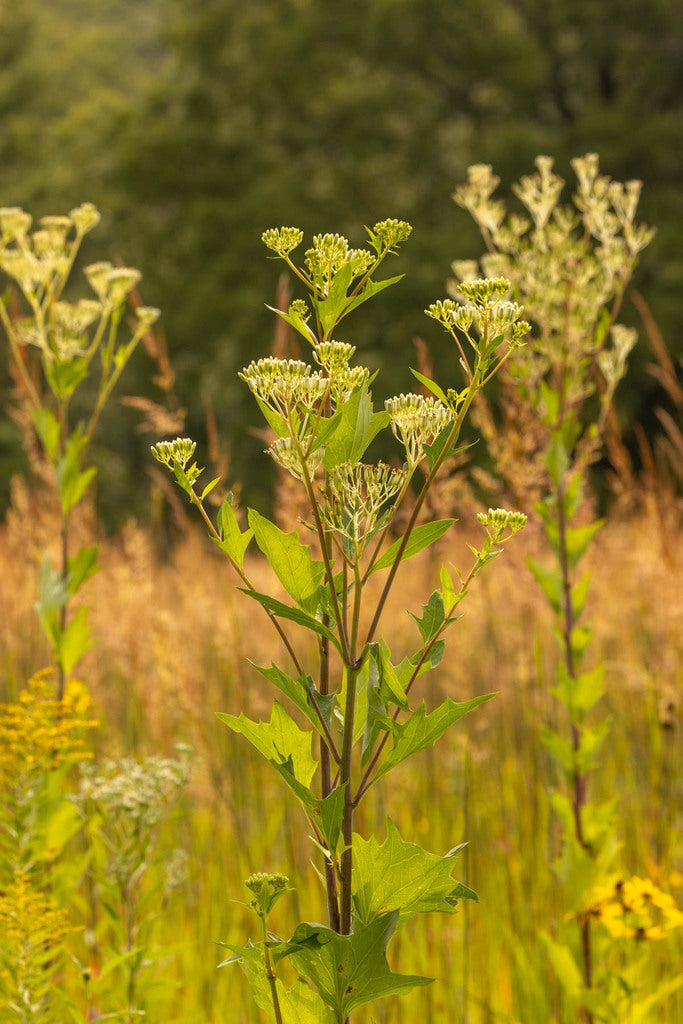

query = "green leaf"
[312,261,356,334]
[570,573,591,619]
[56,430,97,515]
[255,395,289,438]
[238,588,340,648]
[527,557,563,615]
[318,784,346,855]
[322,385,388,471]
[565,521,604,571]
[576,719,611,774]
[540,931,583,1001]
[200,476,221,500]
[340,273,405,321]
[44,799,83,856]
[34,556,68,642]
[67,545,99,594]
[544,435,569,486]
[375,639,409,710]
[248,510,326,609]
[31,407,61,461]
[372,694,493,785]
[217,701,318,801]
[540,727,575,776]
[220,941,334,1024]
[409,368,448,404]
[353,818,476,928]
[408,590,446,644]
[360,652,395,766]
[216,497,253,569]
[46,355,88,401]
[266,302,317,346]
[252,663,335,742]
[309,406,344,453]
[287,912,431,1019]
[56,606,95,675]
[370,520,456,576]
[552,663,605,724]
[439,564,457,614]
[422,422,464,473]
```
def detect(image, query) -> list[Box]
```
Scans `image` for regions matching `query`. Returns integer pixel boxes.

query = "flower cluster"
[304,232,374,288]
[0,869,77,1008]
[324,461,406,547]
[385,393,452,467]
[0,670,97,783]
[245,872,291,918]
[580,877,683,941]
[426,279,530,363]
[476,508,528,542]
[267,436,323,482]
[308,341,368,402]
[261,226,304,257]
[239,357,329,414]
[0,205,143,313]
[452,155,654,370]
[151,437,197,471]
[76,745,191,830]
[367,218,413,252]
[84,262,141,308]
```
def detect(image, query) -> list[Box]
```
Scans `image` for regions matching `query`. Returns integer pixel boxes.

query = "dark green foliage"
[1,0,682,519]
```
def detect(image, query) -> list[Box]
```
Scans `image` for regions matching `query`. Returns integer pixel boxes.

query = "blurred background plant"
[450,153,683,1021]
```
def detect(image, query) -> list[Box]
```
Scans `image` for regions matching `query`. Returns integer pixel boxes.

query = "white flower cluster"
[239,357,329,413]
[385,393,452,466]
[476,507,528,541]
[77,746,191,829]
[324,461,406,546]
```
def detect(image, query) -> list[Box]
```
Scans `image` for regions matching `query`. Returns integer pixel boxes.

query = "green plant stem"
[353,546,486,804]
[364,370,481,647]
[339,563,363,935]
[261,916,284,1024]
[295,437,352,664]
[338,661,358,935]
[555,471,594,1024]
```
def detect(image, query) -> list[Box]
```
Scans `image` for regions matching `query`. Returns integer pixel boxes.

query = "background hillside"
[1,0,682,518]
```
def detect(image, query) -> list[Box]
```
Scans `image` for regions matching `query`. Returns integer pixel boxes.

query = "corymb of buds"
[239,357,328,413]
[85,262,141,307]
[245,872,290,918]
[151,437,197,471]
[385,393,451,467]
[268,436,323,482]
[0,206,33,243]
[367,218,413,252]
[313,340,356,374]
[50,299,102,359]
[69,202,101,235]
[326,461,406,546]
[261,226,304,257]
[312,341,371,401]
[456,276,511,308]
[136,305,161,329]
[477,508,528,542]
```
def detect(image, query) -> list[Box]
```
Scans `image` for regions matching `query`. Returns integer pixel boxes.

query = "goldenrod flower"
[0,670,97,783]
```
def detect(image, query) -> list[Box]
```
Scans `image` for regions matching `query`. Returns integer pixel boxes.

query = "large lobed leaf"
[353,818,477,928]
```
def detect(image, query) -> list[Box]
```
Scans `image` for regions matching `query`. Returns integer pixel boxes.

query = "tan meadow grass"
[0,483,681,1022]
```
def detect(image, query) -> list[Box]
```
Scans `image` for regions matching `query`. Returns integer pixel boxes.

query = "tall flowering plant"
[153,219,528,1022]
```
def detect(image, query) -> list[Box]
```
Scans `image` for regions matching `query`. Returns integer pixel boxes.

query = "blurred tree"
[1,0,681,519]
